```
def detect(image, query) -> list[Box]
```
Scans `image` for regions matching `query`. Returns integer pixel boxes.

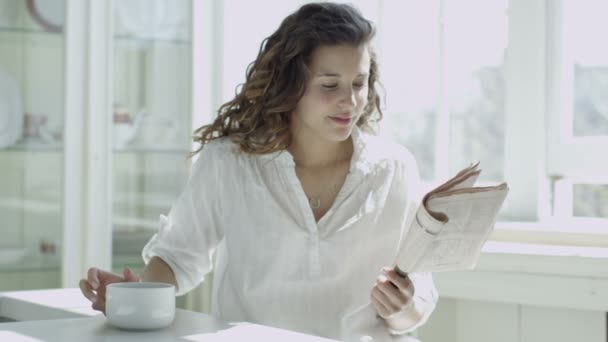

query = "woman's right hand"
[79,267,140,314]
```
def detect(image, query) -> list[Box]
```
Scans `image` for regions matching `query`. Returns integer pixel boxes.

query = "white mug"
[106,282,176,330]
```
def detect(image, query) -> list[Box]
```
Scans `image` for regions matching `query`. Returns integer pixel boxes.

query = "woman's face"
[291,44,370,143]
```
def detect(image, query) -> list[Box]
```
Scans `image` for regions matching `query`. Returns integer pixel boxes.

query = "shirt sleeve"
[388,148,439,335]
[339,143,440,341]
[141,144,223,296]
[341,274,438,342]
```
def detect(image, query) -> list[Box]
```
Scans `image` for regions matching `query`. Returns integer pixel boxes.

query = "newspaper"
[340,163,508,341]
[394,162,509,275]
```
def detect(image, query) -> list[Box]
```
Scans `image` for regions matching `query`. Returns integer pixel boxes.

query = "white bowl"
[0,248,27,265]
[106,282,175,330]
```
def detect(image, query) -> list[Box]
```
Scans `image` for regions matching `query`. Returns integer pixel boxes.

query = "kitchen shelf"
[0,142,62,152]
[0,26,61,36]
[114,34,191,47]
[0,252,146,273]
[113,146,192,154]
[0,27,190,46]
[0,197,174,218]
[0,142,191,154]
[0,252,60,272]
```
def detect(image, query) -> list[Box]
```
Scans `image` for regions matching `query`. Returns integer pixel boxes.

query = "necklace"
[298,155,344,211]
[309,197,322,209]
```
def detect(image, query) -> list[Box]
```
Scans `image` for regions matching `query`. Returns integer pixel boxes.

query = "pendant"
[309,197,321,209]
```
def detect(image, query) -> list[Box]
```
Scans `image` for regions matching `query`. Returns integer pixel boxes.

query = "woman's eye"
[322,84,338,89]
[322,83,366,90]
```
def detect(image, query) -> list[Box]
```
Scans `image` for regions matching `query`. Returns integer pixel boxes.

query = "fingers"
[81,267,138,314]
[371,267,420,320]
[80,275,105,314]
[122,267,140,282]
[84,267,112,314]
[79,278,97,304]
[372,267,415,313]
[92,295,106,314]
[376,277,411,310]
[382,267,414,293]
[372,288,398,318]
[372,294,391,318]
[87,267,101,290]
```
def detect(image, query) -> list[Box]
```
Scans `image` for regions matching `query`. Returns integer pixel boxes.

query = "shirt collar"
[257,126,374,176]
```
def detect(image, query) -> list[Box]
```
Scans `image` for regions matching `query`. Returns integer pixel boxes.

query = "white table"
[0,288,423,341]
[0,288,339,341]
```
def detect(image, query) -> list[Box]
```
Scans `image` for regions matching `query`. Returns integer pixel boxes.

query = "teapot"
[132,114,179,149]
[113,105,145,149]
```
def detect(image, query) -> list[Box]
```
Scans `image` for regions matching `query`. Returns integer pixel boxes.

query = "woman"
[79,3,437,340]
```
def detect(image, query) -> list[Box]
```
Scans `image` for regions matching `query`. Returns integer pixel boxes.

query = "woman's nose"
[339,87,356,110]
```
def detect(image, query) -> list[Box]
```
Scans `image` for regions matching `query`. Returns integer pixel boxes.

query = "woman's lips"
[329,116,352,125]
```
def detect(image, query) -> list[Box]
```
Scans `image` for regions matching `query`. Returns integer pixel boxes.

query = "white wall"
[419,298,605,342]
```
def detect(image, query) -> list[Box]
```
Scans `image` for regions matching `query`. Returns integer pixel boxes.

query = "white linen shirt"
[142,127,438,340]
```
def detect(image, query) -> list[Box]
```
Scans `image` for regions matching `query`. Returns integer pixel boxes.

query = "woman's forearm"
[139,256,178,289]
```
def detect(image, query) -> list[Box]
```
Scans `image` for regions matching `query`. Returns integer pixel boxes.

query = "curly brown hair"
[192,2,383,156]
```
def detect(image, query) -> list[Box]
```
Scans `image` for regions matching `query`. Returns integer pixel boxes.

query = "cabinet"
[0,0,66,290]
[0,0,215,296]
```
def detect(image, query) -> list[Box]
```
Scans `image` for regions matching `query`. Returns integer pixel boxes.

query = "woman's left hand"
[370,266,414,319]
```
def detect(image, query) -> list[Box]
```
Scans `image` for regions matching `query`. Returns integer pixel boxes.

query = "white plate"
[0,248,27,265]
[27,0,65,32]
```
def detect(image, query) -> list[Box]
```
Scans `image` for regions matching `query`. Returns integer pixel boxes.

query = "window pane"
[574,66,608,136]
[445,0,508,181]
[378,1,440,181]
[222,0,309,103]
[563,1,608,136]
[573,184,608,218]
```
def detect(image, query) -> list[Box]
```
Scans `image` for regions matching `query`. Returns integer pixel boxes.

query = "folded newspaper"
[394,162,509,276]
[341,163,508,341]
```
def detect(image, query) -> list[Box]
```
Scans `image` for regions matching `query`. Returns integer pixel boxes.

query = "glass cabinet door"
[110,0,192,276]
[0,0,65,290]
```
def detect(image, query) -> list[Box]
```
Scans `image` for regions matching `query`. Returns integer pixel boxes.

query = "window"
[376,1,441,181]
[547,0,608,233]
[221,0,309,104]
[377,0,508,184]
[378,0,607,241]
[218,0,608,244]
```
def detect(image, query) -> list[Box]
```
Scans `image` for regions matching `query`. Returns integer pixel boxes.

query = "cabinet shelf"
[114,34,191,47]
[0,141,62,152]
[0,142,191,154]
[0,27,190,46]
[0,26,61,36]
[0,193,176,214]
[114,146,192,154]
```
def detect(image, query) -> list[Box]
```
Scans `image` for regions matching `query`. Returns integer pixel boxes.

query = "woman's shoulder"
[190,137,243,173]
[195,136,241,158]
[361,132,417,169]
[360,133,421,192]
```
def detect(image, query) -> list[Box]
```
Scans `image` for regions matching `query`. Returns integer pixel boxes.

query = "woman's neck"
[288,133,353,169]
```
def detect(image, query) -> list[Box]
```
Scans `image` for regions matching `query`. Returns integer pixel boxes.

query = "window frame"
[377,0,608,247]
[495,0,608,246]
[546,0,608,222]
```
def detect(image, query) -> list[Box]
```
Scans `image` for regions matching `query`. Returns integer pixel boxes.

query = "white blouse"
[142,127,438,341]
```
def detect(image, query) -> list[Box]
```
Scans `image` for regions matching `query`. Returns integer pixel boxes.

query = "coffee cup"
[106,282,176,330]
